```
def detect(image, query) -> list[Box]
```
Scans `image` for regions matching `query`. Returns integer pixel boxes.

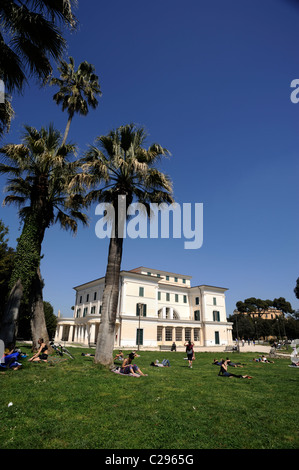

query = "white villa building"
[55,267,233,350]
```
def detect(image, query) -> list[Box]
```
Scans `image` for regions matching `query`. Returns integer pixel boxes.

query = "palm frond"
[0,1,77,93]
[1,123,87,231]
[82,123,174,214]
[0,95,15,137]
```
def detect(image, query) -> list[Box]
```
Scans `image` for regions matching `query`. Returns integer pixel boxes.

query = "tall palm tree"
[82,124,174,367]
[50,57,101,145]
[0,124,87,347]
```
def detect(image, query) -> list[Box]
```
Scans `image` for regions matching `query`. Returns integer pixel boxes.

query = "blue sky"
[0,0,298,317]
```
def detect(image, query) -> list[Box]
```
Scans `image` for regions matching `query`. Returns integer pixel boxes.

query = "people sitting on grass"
[113,350,124,362]
[120,353,147,376]
[28,338,48,363]
[218,360,253,379]
[290,360,299,367]
[0,343,23,370]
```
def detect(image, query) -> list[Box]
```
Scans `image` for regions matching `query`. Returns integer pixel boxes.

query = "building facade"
[233,308,284,320]
[55,267,233,350]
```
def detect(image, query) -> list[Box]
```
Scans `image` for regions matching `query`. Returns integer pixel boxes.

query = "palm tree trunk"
[30,267,50,351]
[0,212,45,347]
[94,218,124,367]
[62,115,72,146]
[0,279,23,347]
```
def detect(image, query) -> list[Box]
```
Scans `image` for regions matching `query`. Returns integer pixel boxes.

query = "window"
[136,329,143,345]
[165,327,173,341]
[157,326,163,341]
[158,291,161,301]
[182,279,186,284]
[79,296,82,303]
[175,294,179,302]
[185,328,191,341]
[166,293,170,301]
[213,310,220,322]
[175,327,182,341]
[166,275,169,281]
[139,286,144,297]
[195,297,199,305]
[91,306,96,314]
[194,310,200,321]
[147,272,151,276]
[183,295,187,303]
[213,297,217,306]
[86,294,89,302]
[76,308,81,318]
[136,303,147,317]
[215,331,220,345]
[83,307,88,317]
[94,292,97,301]
[174,277,178,282]
[194,328,200,341]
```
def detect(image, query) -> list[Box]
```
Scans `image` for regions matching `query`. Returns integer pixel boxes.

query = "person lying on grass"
[213,358,244,367]
[253,355,274,363]
[150,359,170,367]
[218,360,253,379]
[226,357,244,368]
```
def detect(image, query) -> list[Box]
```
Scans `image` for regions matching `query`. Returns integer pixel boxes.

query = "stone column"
[68,325,74,343]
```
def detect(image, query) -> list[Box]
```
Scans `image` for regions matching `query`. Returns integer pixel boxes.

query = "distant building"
[233,308,284,320]
[55,266,233,350]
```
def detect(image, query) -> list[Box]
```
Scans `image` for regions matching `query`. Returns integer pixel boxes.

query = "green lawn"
[1,345,298,449]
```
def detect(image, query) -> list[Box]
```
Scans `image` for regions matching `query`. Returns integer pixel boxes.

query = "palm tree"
[81,124,174,367]
[0,124,87,348]
[0,1,77,137]
[0,0,77,94]
[50,57,101,145]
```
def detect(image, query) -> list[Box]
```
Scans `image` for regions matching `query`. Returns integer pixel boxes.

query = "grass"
[1,345,299,449]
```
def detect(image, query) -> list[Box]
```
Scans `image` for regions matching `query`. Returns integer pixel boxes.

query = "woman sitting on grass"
[28,338,48,363]
[120,353,147,376]
[218,360,253,379]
